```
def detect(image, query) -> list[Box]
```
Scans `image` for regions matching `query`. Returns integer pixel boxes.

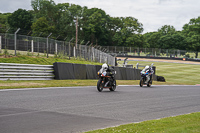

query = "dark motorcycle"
[97,70,116,92]
[140,71,153,87]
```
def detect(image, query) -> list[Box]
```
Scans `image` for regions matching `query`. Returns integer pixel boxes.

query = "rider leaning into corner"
[100,63,115,86]
[141,65,154,83]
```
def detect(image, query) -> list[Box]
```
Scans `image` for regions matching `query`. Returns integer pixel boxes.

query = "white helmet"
[145,65,149,70]
[102,63,108,70]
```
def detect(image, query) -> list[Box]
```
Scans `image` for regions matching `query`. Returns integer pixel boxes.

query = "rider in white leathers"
[141,65,154,83]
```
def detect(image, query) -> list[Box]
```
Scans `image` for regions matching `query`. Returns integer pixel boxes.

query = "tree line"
[0,0,199,57]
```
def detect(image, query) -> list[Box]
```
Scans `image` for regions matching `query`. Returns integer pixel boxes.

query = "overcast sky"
[0,0,200,33]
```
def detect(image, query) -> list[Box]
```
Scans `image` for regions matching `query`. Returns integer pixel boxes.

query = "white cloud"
[0,0,32,13]
[1,0,200,33]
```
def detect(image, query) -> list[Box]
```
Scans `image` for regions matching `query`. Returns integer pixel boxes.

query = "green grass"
[0,55,102,65]
[0,80,98,89]
[119,60,200,85]
[86,112,200,133]
[127,52,200,58]
[0,80,179,89]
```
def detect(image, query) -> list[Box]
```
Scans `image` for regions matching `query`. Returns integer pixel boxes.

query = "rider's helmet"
[102,63,108,71]
[145,65,150,70]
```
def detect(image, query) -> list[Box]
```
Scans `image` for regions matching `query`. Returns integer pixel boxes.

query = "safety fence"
[0,33,115,66]
[0,63,54,80]
[100,46,200,59]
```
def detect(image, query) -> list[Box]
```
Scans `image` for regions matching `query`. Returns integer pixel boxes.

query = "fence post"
[74,46,76,57]
[55,42,57,55]
[167,49,168,57]
[69,38,74,59]
[92,47,95,61]
[69,42,70,59]
[14,28,20,56]
[0,36,1,53]
[136,63,139,69]
[31,40,34,54]
[47,33,52,58]
[37,38,39,54]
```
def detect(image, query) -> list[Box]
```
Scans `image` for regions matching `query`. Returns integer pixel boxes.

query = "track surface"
[0,85,200,133]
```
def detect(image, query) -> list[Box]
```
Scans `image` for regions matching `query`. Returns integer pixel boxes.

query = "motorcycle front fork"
[102,78,111,87]
[145,75,150,83]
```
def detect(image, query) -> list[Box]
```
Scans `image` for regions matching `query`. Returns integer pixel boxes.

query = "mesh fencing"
[101,46,200,59]
[0,33,115,66]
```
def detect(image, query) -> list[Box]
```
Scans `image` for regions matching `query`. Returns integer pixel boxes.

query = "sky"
[0,0,200,33]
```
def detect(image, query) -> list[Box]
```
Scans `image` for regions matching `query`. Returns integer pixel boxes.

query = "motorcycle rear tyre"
[147,80,152,87]
[97,79,104,92]
[109,80,116,91]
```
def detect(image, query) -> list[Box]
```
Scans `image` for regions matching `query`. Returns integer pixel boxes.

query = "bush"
[3,47,9,57]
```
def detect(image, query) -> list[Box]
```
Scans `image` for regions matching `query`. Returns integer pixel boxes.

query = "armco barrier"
[0,63,54,80]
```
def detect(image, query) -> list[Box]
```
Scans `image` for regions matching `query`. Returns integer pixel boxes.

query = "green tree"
[144,25,182,49]
[0,13,11,32]
[31,17,55,37]
[31,0,58,37]
[82,8,110,46]
[31,0,56,21]
[182,17,200,58]
[53,3,71,39]
[30,0,146,47]
[109,17,143,47]
[158,25,176,35]
[7,9,33,33]
[158,32,186,50]
[143,32,162,48]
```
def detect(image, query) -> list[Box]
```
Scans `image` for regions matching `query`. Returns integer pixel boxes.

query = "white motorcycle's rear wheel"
[140,78,144,87]
[147,80,152,87]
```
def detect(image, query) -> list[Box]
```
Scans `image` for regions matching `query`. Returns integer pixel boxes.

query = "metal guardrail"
[0,63,54,80]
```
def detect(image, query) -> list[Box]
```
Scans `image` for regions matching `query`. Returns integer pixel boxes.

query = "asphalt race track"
[0,85,200,133]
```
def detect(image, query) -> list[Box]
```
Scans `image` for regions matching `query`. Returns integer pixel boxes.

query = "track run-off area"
[0,85,200,133]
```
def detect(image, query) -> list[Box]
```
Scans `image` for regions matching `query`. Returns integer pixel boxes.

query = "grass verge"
[86,112,200,133]
[0,80,189,89]
[118,60,200,85]
[0,55,102,65]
